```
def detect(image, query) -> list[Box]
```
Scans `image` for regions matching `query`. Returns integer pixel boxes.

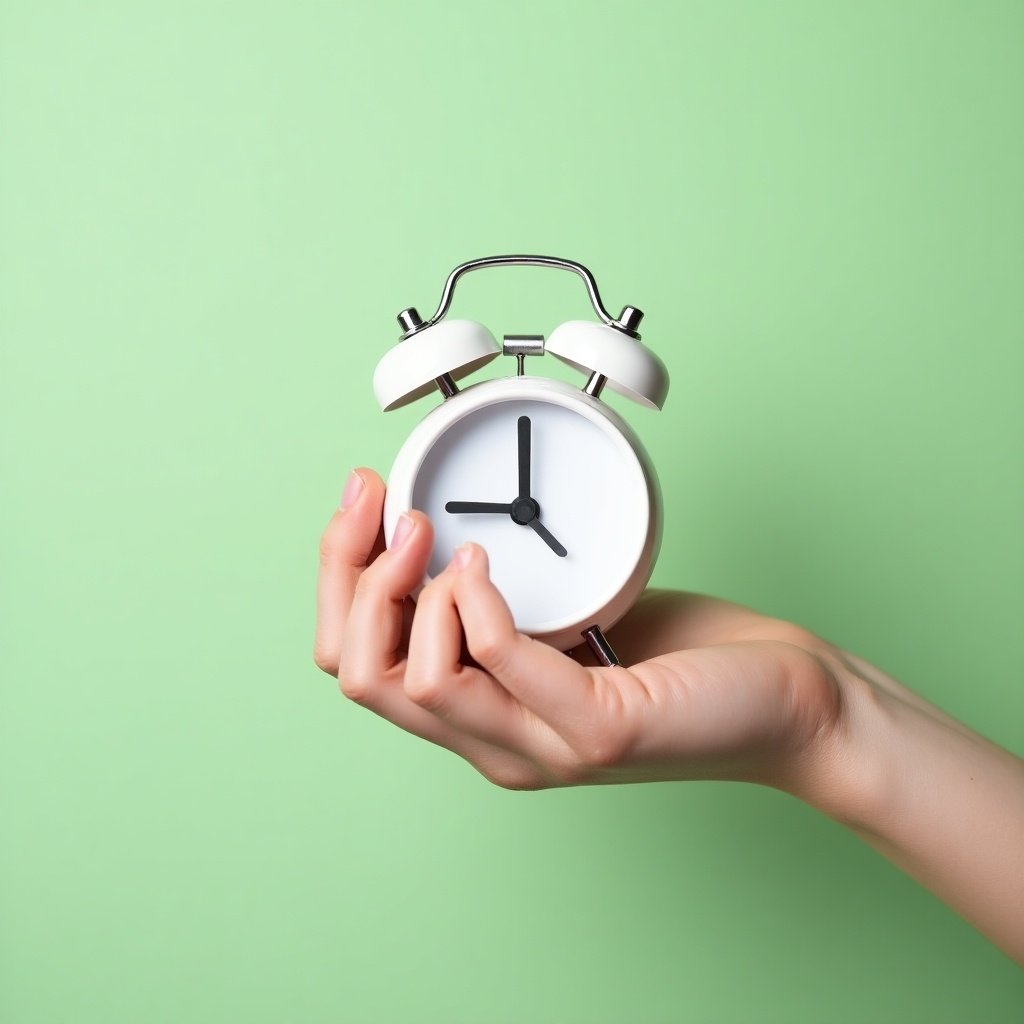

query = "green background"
[2,1,1022,1020]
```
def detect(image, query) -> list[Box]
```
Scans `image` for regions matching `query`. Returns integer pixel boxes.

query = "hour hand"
[445,501,514,514]
[528,517,567,557]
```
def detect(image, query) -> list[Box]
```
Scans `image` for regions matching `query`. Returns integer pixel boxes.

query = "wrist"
[780,650,893,828]
[789,648,1024,963]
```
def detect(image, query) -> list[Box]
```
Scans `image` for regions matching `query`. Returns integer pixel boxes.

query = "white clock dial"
[384,378,660,649]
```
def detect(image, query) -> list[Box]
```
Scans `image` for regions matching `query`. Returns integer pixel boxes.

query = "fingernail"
[450,543,472,571]
[340,470,364,510]
[391,513,415,549]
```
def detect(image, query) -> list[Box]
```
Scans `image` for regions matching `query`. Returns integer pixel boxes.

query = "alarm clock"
[372,255,669,666]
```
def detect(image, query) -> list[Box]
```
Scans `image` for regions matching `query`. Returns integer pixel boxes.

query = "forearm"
[805,656,1024,965]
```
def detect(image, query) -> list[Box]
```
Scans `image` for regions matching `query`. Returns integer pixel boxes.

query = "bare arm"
[806,653,1024,964]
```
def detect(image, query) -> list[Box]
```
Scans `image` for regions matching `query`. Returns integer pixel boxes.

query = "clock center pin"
[511,497,540,525]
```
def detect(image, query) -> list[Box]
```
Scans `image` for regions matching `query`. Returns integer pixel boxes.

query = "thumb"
[450,543,595,730]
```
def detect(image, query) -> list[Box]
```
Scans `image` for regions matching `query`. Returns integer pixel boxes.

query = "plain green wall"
[2,2,1022,1021]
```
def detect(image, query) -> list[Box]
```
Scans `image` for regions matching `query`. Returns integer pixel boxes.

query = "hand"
[314,467,845,796]
[315,468,1024,962]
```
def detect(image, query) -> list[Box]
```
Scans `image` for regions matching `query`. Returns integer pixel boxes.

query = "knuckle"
[467,629,512,673]
[312,641,338,675]
[337,666,373,705]
[539,730,631,786]
[403,670,448,713]
[477,762,548,792]
[574,729,629,773]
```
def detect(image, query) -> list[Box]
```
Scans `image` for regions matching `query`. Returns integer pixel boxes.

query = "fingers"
[449,544,597,729]
[404,556,564,761]
[339,668,548,791]
[337,509,434,696]
[314,468,386,676]
[329,515,548,790]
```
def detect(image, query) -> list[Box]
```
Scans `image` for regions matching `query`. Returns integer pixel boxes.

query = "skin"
[315,468,1024,965]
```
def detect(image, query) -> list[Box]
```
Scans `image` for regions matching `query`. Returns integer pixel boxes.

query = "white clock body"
[382,376,662,651]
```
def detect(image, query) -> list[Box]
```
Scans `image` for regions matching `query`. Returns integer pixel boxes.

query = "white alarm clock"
[373,256,669,665]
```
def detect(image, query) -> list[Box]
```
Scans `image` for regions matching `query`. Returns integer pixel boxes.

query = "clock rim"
[383,376,662,651]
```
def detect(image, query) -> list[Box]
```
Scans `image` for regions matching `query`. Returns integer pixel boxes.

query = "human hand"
[314,467,1024,961]
[313,468,847,798]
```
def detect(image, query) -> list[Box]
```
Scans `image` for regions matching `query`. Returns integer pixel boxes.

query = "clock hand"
[445,501,515,514]
[518,415,531,498]
[528,517,567,558]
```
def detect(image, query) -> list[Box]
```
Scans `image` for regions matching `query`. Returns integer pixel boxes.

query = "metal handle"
[399,255,643,339]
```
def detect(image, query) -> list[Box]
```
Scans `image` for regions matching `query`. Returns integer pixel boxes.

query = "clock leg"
[582,625,620,668]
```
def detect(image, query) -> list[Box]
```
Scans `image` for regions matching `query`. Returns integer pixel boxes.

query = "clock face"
[409,394,651,637]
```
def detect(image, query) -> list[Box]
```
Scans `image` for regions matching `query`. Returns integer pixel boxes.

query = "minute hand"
[518,415,531,498]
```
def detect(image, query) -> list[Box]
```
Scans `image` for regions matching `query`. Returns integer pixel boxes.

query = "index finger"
[313,467,386,676]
